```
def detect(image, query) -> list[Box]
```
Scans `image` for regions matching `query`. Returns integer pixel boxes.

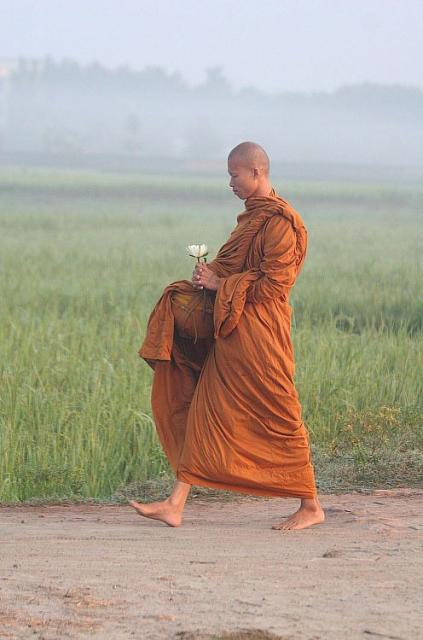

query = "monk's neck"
[250,180,273,197]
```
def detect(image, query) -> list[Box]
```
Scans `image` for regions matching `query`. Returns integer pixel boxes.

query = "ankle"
[301,498,322,512]
[167,496,185,511]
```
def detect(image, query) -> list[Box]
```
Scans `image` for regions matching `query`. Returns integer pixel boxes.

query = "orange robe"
[139,189,317,499]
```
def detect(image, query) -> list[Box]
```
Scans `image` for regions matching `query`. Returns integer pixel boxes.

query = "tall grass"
[0,168,421,501]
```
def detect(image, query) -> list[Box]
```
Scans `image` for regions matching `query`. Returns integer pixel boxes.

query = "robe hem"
[177,470,317,500]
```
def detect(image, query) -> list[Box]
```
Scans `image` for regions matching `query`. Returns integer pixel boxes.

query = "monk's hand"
[192,263,221,291]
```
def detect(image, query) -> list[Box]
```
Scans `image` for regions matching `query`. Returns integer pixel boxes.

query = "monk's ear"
[252,167,260,178]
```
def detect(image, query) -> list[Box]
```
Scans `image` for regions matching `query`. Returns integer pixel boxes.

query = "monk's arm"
[245,216,298,303]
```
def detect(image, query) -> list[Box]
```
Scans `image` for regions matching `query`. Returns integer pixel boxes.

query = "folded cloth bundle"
[171,288,214,341]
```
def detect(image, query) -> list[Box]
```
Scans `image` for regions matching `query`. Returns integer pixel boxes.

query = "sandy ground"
[0,489,422,640]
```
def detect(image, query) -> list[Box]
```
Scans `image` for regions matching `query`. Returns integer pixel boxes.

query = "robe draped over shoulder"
[139,189,317,499]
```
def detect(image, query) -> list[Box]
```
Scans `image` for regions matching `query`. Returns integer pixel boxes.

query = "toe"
[272,521,290,531]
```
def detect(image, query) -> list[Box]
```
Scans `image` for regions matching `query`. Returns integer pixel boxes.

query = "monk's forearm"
[244,232,298,303]
[246,276,292,303]
[206,275,222,291]
[215,269,291,302]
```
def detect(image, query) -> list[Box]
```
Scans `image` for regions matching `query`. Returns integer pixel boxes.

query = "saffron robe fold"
[139,189,317,498]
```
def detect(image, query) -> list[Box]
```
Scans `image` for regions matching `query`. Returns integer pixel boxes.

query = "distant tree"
[42,126,84,153]
[183,118,225,158]
[123,113,142,153]
[200,66,231,97]
[4,56,423,163]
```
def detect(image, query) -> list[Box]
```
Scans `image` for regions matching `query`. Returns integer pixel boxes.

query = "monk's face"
[228,158,260,200]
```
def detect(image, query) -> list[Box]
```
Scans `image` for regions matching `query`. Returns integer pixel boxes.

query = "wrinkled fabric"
[139,189,317,498]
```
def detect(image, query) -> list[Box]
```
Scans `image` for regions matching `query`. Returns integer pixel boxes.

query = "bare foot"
[272,499,325,531]
[128,498,182,527]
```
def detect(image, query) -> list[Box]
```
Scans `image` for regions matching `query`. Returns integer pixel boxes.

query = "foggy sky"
[1,0,422,93]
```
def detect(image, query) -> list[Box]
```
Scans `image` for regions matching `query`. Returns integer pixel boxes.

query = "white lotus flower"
[186,244,208,260]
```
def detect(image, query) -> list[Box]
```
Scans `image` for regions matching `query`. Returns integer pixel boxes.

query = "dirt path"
[0,489,422,640]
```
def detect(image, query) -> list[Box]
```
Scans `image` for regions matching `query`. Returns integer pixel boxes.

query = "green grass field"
[0,167,422,503]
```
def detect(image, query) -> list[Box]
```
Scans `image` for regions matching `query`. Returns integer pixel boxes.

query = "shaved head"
[228,141,270,175]
[228,141,272,200]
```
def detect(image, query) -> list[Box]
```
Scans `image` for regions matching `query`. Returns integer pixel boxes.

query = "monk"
[130,142,325,530]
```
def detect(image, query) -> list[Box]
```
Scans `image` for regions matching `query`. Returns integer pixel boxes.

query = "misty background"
[1,0,422,170]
